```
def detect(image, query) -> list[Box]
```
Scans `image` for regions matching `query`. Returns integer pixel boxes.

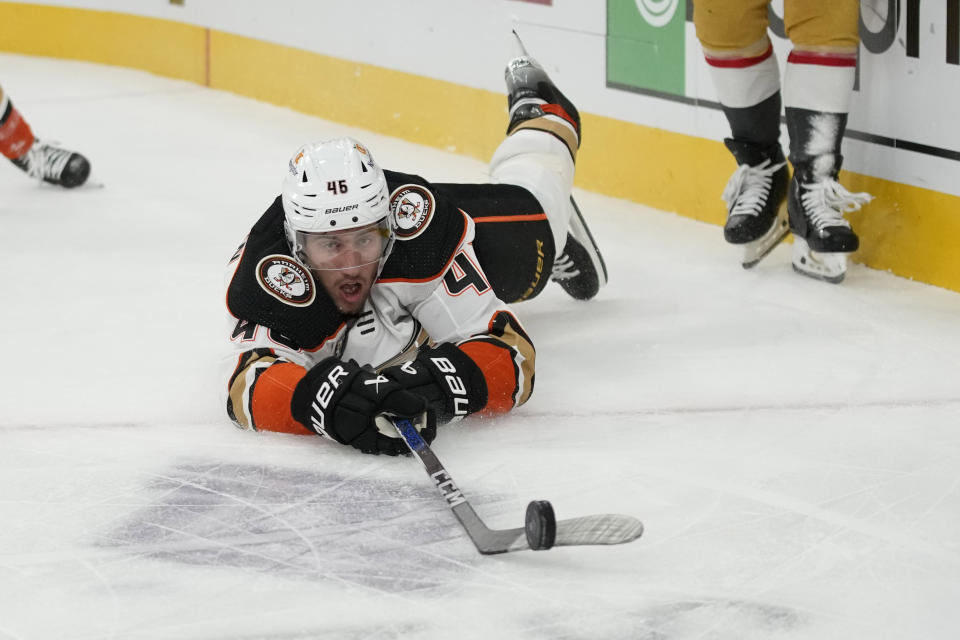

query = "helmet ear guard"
[281,137,394,272]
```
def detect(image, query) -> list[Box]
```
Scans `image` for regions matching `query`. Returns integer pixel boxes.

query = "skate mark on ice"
[96,461,517,593]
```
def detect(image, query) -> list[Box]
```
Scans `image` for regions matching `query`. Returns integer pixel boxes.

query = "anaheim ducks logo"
[256,255,315,306]
[390,184,435,240]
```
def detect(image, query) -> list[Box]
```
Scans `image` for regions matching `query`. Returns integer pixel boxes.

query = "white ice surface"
[1,54,959,640]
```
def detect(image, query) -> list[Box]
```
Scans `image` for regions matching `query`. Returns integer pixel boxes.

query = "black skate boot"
[11,138,90,188]
[504,31,580,160]
[788,154,872,283]
[550,197,608,300]
[721,139,789,268]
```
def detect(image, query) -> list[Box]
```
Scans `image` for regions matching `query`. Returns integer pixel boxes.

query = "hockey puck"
[525,500,556,551]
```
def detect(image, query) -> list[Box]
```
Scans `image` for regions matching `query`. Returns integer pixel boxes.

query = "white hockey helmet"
[282,137,393,272]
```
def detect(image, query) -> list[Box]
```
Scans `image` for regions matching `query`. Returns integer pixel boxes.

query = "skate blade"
[35,176,104,190]
[741,207,789,269]
[506,31,553,89]
[791,237,848,283]
[569,196,608,286]
[80,176,105,189]
[511,30,530,58]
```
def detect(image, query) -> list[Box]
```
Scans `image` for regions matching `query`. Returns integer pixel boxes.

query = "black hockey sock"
[786,107,847,168]
[721,91,782,149]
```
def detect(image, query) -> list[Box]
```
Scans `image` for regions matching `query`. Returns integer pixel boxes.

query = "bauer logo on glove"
[291,357,437,456]
[384,343,487,425]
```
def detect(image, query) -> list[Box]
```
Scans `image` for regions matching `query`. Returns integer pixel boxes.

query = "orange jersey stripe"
[250,361,312,435]
[459,340,517,415]
[473,212,548,224]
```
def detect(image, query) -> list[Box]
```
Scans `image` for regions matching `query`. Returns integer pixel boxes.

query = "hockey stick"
[391,417,644,555]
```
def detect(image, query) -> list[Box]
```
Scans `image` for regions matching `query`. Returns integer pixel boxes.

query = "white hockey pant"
[489,129,575,254]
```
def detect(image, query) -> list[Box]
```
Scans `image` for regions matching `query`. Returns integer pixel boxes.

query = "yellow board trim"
[1,2,957,292]
[208,31,504,159]
[0,3,207,84]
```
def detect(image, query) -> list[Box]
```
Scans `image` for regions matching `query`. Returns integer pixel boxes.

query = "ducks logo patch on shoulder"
[256,255,316,306]
[390,184,435,240]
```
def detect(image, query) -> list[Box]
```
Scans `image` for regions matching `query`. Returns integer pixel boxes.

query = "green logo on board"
[607,0,686,97]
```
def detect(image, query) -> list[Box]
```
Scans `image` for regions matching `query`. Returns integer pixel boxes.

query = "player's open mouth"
[340,282,363,301]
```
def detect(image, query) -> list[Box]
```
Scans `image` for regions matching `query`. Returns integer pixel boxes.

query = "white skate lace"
[722,159,786,217]
[20,141,73,182]
[799,179,873,230]
[551,252,579,280]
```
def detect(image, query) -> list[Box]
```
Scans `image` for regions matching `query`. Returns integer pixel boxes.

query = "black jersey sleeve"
[225,197,345,350]
[379,170,469,282]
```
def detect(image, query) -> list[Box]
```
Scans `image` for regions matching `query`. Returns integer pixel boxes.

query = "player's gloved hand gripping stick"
[390,416,644,555]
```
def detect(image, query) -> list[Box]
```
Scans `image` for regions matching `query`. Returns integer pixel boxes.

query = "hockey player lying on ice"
[223,39,607,455]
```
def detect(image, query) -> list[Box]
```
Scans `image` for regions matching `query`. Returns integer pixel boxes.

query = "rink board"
[0,1,957,292]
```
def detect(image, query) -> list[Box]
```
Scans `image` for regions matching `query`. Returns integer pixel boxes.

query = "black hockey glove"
[382,343,487,425]
[291,357,436,456]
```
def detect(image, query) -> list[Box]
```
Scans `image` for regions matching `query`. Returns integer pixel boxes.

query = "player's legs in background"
[694,0,790,268]
[783,0,872,283]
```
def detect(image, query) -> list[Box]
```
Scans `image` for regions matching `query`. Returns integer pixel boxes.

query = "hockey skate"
[11,138,90,188]
[788,156,872,283]
[550,197,609,300]
[504,31,580,160]
[720,139,790,268]
[505,33,606,300]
